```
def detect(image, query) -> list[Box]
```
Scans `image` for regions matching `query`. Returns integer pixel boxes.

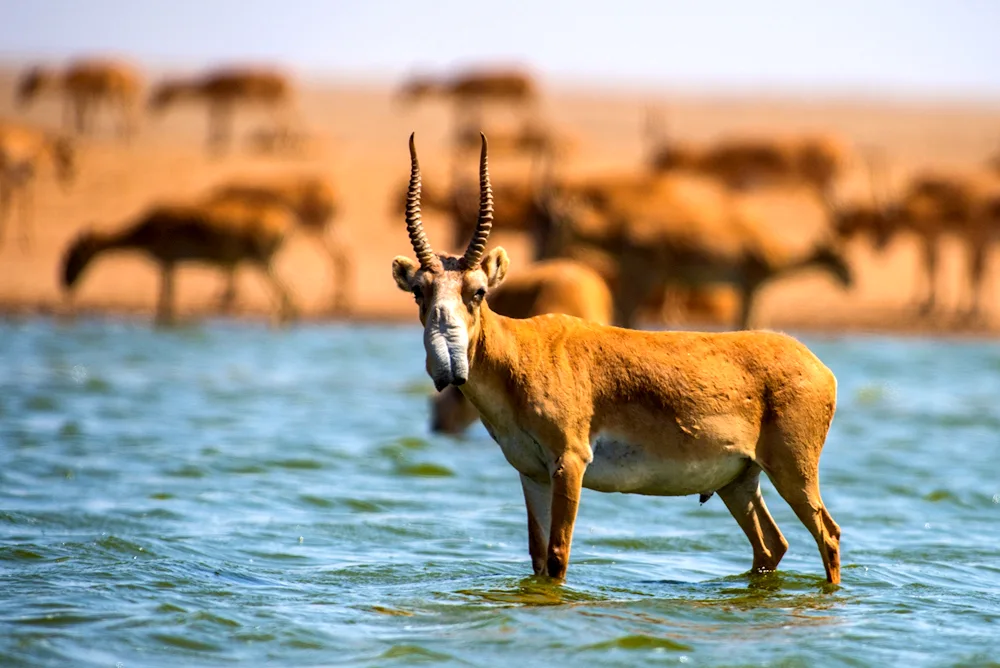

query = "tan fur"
[535,171,742,326]
[393,134,842,583]
[896,171,1000,317]
[206,175,351,312]
[652,284,740,327]
[148,67,295,154]
[540,173,853,329]
[61,198,297,326]
[0,120,76,250]
[392,176,548,252]
[17,58,143,139]
[392,170,667,263]
[398,67,537,106]
[431,259,613,434]
[452,117,574,164]
[841,169,1000,316]
[533,169,680,262]
[646,112,849,197]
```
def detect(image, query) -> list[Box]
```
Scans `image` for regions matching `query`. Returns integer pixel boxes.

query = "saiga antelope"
[832,167,1000,318]
[536,174,853,329]
[892,173,1000,318]
[148,68,296,154]
[61,198,297,326]
[391,175,551,252]
[0,121,76,250]
[646,110,848,198]
[452,115,573,162]
[431,258,613,434]
[207,175,352,313]
[17,58,142,139]
[397,67,537,107]
[392,133,842,583]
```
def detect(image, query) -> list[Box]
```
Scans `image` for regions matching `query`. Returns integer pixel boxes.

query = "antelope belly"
[583,434,747,496]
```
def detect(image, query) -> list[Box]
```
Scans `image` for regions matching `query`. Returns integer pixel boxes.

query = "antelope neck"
[466,303,521,388]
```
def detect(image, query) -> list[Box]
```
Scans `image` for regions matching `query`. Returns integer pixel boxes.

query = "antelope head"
[392,133,509,391]
[804,233,854,289]
[61,228,102,293]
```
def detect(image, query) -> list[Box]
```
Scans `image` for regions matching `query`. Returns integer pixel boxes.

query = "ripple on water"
[377,645,456,663]
[95,535,154,558]
[150,633,222,653]
[167,464,207,479]
[0,546,47,562]
[3,322,1000,666]
[578,634,692,652]
[269,458,325,470]
[395,462,455,478]
[13,612,116,628]
[24,395,59,412]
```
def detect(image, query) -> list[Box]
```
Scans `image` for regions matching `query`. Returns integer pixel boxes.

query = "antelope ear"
[392,256,419,292]
[481,247,509,289]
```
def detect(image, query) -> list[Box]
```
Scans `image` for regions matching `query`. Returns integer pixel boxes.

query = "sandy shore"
[2,66,999,335]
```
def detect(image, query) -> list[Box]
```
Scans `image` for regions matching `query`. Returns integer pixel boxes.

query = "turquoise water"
[1,319,999,667]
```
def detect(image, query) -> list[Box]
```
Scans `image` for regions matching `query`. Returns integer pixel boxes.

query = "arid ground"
[2,67,999,334]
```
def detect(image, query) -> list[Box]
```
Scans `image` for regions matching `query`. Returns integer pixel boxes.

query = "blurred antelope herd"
[2,55,1000,334]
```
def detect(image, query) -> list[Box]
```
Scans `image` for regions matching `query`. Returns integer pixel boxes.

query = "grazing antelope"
[61,198,297,326]
[618,219,852,331]
[646,111,848,198]
[824,176,891,246]
[864,171,1000,317]
[538,174,853,329]
[16,58,142,139]
[148,67,295,153]
[0,121,76,250]
[391,175,551,252]
[398,67,537,107]
[392,133,842,583]
[452,116,573,161]
[431,258,613,434]
[206,174,351,312]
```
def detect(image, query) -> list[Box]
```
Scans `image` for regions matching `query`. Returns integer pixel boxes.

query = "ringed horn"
[405,131,494,269]
[461,132,494,268]
[406,132,441,270]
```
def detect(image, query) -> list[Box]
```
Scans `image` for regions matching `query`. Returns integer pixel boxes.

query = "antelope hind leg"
[760,458,841,584]
[718,462,789,574]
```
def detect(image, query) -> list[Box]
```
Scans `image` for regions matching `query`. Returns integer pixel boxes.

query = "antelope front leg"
[546,453,587,580]
[519,474,552,576]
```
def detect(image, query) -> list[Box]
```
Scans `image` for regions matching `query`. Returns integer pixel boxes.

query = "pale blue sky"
[1,0,997,97]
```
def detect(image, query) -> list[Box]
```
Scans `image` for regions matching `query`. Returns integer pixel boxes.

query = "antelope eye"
[412,286,423,300]
[474,287,487,301]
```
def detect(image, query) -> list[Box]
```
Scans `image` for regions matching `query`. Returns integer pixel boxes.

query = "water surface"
[1,319,999,666]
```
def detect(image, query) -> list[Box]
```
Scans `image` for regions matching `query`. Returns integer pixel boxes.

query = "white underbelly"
[583,434,748,496]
